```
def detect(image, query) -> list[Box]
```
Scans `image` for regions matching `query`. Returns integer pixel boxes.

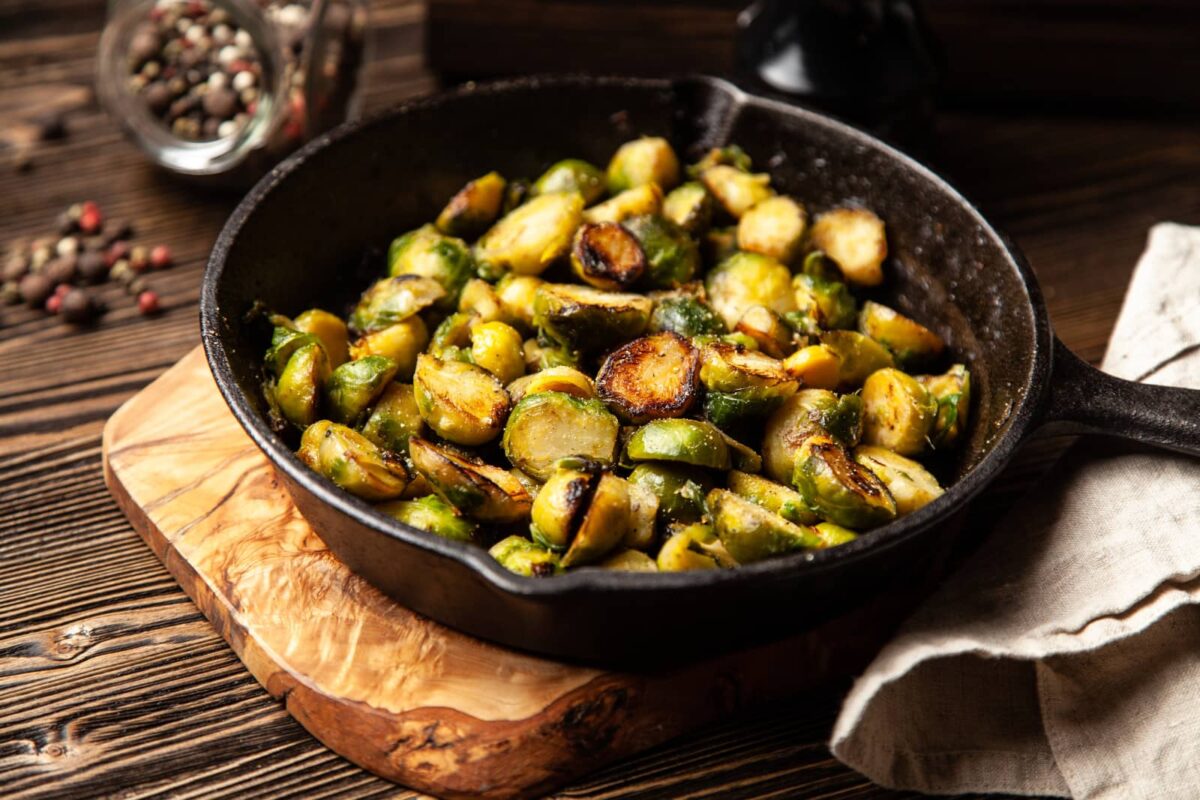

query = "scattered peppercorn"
[60,288,95,324]
[43,256,77,286]
[79,201,103,234]
[78,252,109,284]
[19,273,53,308]
[137,290,161,315]
[150,244,172,269]
[45,294,63,314]
[130,246,150,272]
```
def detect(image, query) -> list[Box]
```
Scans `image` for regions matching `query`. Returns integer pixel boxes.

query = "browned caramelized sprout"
[596,332,700,423]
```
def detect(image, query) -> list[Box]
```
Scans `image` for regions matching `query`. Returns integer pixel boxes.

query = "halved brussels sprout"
[264,326,319,377]
[705,252,796,329]
[474,192,584,276]
[413,354,510,446]
[532,158,606,204]
[627,462,712,524]
[408,436,532,524]
[458,278,505,323]
[531,465,596,550]
[599,549,658,572]
[360,382,423,455]
[350,275,446,334]
[507,366,595,403]
[860,367,938,456]
[792,434,897,529]
[621,214,700,288]
[808,207,887,287]
[854,444,944,516]
[502,391,620,480]
[727,469,817,525]
[648,295,726,337]
[606,136,680,194]
[489,535,561,576]
[700,165,773,219]
[625,418,730,470]
[532,283,652,351]
[324,355,399,426]
[699,340,794,394]
[298,420,409,501]
[623,480,660,551]
[689,145,752,176]
[814,522,858,547]
[583,183,663,224]
[562,471,632,567]
[349,316,428,380]
[378,494,476,543]
[794,273,857,331]
[656,523,736,571]
[387,224,474,303]
[570,222,647,290]
[596,332,700,423]
[858,301,944,366]
[495,274,543,331]
[820,330,896,388]
[762,389,864,483]
[800,250,844,281]
[918,364,971,449]
[734,305,794,359]
[662,181,713,234]
[293,308,349,368]
[708,489,822,563]
[436,171,507,238]
[782,344,841,389]
[703,389,778,430]
[275,342,330,428]
[522,338,580,372]
[736,196,807,264]
[470,320,525,385]
[703,225,740,264]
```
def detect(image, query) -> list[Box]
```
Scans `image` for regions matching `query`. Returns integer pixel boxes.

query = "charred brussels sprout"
[530,465,596,550]
[854,445,944,516]
[325,355,398,426]
[625,418,731,470]
[662,181,713,235]
[794,273,857,331]
[532,158,606,204]
[700,165,773,219]
[349,316,428,380]
[599,549,658,571]
[458,278,505,323]
[809,207,888,287]
[387,224,474,303]
[792,434,897,529]
[408,436,532,524]
[474,192,584,276]
[705,252,796,329]
[530,463,631,567]
[918,364,971,449]
[648,295,726,337]
[275,342,330,428]
[293,309,349,368]
[436,171,507,238]
[532,283,652,351]
[728,469,817,525]
[621,214,699,288]
[763,389,864,483]
[737,196,807,264]
[360,382,423,455]
[606,136,681,194]
[699,341,797,428]
[298,421,409,501]
[570,222,647,290]
[596,332,700,423]
[708,489,823,563]
[627,462,712,524]
[350,275,446,334]
[378,494,475,543]
[495,274,544,331]
[562,471,632,567]
[735,305,794,359]
[507,366,595,403]
[860,368,938,456]
[858,301,944,366]
[820,330,896,388]
[489,535,561,576]
[470,320,525,385]
[502,391,620,480]
[413,354,510,446]
[583,183,663,224]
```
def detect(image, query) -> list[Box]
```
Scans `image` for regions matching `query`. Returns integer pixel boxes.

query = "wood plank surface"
[2,0,1200,798]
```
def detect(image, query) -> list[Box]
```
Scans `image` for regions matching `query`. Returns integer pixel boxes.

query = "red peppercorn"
[79,201,103,235]
[137,290,160,315]
[106,240,131,268]
[55,282,72,298]
[150,245,172,270]
[45,294,62,314]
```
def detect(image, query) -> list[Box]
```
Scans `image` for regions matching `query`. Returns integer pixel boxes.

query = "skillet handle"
[1040,337,1200,457]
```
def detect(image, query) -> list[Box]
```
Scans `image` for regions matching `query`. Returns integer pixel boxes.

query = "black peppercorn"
[78,251,108,284]
[19,272,53,308]
[60,288,95,324]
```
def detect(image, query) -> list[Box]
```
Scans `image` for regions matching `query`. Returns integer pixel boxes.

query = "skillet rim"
[200,73,1053,598]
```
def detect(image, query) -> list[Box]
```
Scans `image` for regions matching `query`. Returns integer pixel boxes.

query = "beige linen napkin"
[831,222,1200,799]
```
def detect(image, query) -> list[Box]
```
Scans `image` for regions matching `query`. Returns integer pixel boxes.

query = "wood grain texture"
[2,0,1200,797]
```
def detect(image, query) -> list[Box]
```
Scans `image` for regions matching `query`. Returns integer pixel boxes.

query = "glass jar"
[97,0,368,185]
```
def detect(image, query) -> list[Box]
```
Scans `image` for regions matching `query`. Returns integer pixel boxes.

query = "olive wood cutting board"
[102,346,903,799]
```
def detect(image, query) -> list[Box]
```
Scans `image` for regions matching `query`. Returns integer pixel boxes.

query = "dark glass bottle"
[736,0,940,149]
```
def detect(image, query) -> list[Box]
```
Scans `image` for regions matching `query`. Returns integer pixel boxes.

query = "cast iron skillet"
[201,75,1200,664]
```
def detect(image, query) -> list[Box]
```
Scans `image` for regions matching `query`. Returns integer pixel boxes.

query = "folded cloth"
[830,222,1200,799]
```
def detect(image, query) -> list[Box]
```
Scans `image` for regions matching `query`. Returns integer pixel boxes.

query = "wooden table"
[2,2,1199,798]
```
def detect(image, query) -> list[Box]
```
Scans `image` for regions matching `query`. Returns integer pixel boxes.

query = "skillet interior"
[202,75,1050,663]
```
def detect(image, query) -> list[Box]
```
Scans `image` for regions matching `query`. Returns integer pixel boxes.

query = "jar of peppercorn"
[97,0,368,184]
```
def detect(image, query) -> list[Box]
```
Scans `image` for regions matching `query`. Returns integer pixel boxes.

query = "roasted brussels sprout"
[627,462,712,524]
[621,214,700,288]
[530,464,596,549]
[293,308,350,368]
[502,391,620,480]
[325,355,399,426]
[436,171,507,238]
[728,469,817,525]
[507,365,596,403]
[378,494,476,543]
[709,489,823,563]
[470,320,525,385]
[860,367,938,456]
[700,165,773,219]
[264,325,316,377]
[656,523,735,571]
[562,471,632,567]
[858,301,944,366]
[781,344,841,389]
[762,389,864,483]
[689,144,752,175]
[792,434,897,529]
[349,316,428,380]
[350,275,446,334]
[490,535,561,576]
[533,283,652,351]
[474,192,584,276]
[799,250,844,282]
[387,224,474,303]
[648,295,726,337]
[705,252,796,329]
[458,278,505,323]
[522,338,580,372]
[793,273,857,331]
[703,225,740,264]
[698,340,797,427]
[413,354,510,446]
[854,445,944,516]
[596,332,700,423]
[814,522,858,547]
[606,136,680,194]
[297,420,409,501]
[570,222,647,290]
[623,481,660,551]
[531,463,631,567]
[494,274,543,330]
[819,330,896,388]
[360,382,423,455]
[737,196,807,264]
[599,549,658,571]
[275,342,329,428]
[532,158,606,204]
[918,364,971,449]
[809,207,887,287]
[408,436,532,523]
[625,418,730,470]
[662,181,714,234]
[734,305,794,359]
[583,183,663,224]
